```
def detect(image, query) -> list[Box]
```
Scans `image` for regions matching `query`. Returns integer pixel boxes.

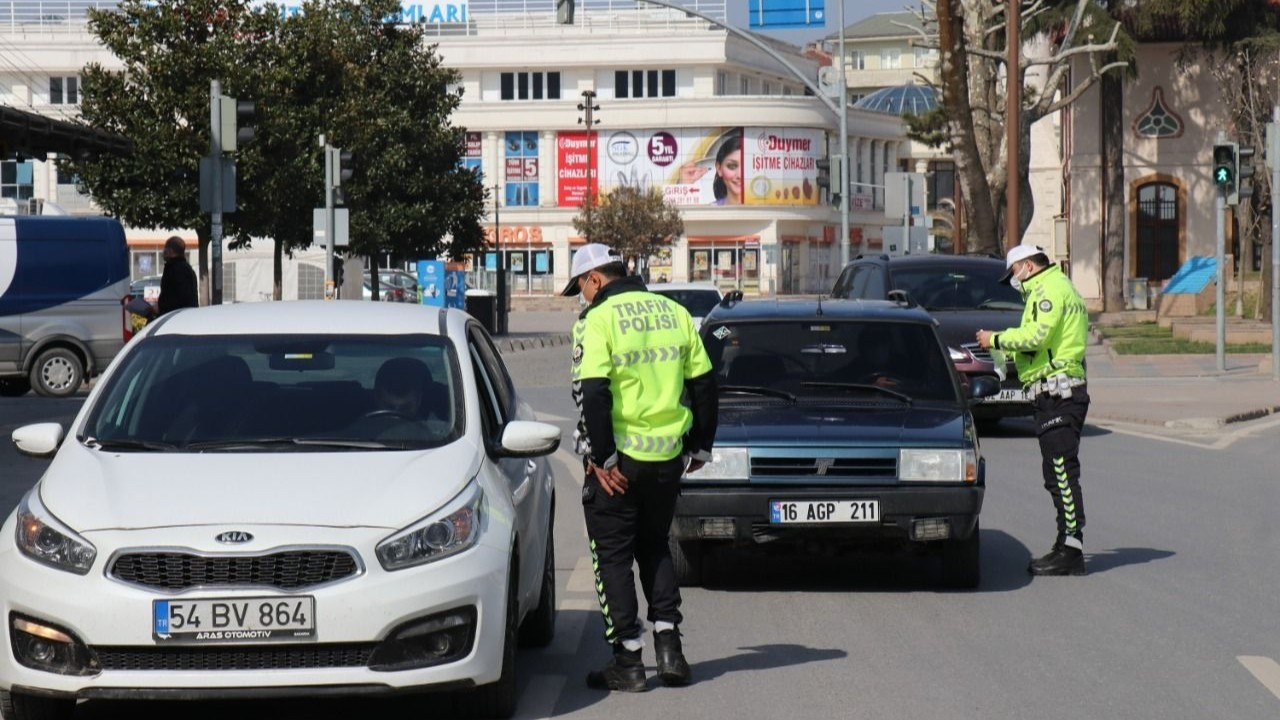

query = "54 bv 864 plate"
[153,596,315,643]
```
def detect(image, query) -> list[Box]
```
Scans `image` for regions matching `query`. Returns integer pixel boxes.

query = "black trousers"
[1034,385,1090,541]
[582,453,684,645]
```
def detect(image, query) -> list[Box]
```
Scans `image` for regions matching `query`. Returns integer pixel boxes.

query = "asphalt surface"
[2,341,1280,718]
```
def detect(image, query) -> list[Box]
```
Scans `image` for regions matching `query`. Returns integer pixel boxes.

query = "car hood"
[38,440,483,532]
[715,402,968,447]
[929,309,1023,349]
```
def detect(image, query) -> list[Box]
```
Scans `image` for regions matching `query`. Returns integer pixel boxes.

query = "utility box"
[466,290,498,335]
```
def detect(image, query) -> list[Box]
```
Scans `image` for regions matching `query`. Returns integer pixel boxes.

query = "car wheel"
[669,534,703,587]
[519,514,556,648]
[456,560,519,719]
[0,378,31,397]
[29,348,84,398]
[939,520,981,589]
[2,690,74,720]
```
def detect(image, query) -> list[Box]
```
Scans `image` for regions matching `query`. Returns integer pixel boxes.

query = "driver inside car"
[347,357,437,441]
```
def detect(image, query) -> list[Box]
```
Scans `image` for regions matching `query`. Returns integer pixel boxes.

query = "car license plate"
[986,387,1031,403]
[770,500,879,524]
[153,596,315,643]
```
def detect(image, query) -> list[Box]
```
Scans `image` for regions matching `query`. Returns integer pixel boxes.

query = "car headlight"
[377,483,483,571]
[684,447,749,481]
[15,488,97,575]
[899,449,978,483]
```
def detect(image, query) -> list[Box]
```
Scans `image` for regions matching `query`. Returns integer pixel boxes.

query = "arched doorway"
[1131,179,1184,283]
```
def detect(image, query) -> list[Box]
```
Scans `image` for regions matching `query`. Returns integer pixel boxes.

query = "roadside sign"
[418,260,446,308]
[749,0,825,29]
[312,208,349,247]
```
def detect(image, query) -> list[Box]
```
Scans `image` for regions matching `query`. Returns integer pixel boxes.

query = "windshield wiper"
[84,437,179,452]
[800,382,913,404]
[976,301,1022,310]
[718,385,797,402]
[185,438,401,451]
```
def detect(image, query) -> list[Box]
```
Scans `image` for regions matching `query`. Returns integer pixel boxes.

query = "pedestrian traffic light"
[1213,143,1236,189]
[1235,145,1256,204]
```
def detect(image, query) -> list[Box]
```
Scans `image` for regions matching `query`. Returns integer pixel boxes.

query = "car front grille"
[961,342,993,363]
[751,457,897,478]
[93,643,375,672]
[109,550,359,592]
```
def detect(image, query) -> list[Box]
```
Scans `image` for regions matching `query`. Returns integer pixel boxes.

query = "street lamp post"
[1006,0,1021,250]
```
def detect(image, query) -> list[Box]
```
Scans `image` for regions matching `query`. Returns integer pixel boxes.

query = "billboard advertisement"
[583,127,825,208]
[417,259,446,307]
[557,131,598,207]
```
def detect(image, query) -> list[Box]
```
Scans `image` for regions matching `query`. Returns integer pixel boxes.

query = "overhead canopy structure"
[853,85,939,117]
[0,105,133,159]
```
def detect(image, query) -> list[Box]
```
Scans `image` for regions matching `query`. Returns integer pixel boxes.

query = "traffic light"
[333,148,353,205]
[816,155,843,206]
[557,0,574,24]
[1213,142,1237,189]
[1235,145,1256,204]
[220,96,255,153]
[333,256,345,286]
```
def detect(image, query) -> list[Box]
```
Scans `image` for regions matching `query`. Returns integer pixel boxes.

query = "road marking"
[549,598,596,657]
[516,673,566,720]
[566,555,594,593]
[1092,414,1280,451]
[1239,656,1280,702]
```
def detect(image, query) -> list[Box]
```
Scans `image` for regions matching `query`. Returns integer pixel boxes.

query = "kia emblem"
[215,531,254,544]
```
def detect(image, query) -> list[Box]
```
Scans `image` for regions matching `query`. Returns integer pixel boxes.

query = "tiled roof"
[826,11,924,41]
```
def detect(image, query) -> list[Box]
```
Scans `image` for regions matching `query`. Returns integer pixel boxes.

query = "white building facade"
[0,0,922,299]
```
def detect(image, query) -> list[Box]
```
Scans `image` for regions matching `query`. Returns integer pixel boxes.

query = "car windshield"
[701,320,958,403]
[891,265,1023,311]
[651,289,721,318]
[82,334,463,451]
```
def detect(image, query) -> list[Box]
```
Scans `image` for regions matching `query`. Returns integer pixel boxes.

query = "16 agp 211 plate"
[153,596,316,643]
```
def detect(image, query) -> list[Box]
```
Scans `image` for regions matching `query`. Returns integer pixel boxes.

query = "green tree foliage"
[68,0,484,300]
[572,187,685,269]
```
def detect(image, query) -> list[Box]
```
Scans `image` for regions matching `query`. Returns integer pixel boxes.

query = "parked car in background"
[830,254,1032,421]
[671,295,998,589]
[364,270,420,303]
[1,302,561,719]
[0,216,131,398]
[645,282,722,329]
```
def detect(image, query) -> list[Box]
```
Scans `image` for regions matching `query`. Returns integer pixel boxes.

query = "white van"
[0,216,131,397]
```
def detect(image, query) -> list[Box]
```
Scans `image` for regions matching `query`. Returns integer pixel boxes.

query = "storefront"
[687,236,761,294]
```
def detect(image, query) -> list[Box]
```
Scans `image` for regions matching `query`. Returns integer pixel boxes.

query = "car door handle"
[512,460,537,503]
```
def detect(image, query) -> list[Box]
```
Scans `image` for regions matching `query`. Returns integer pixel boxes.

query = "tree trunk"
[369,253,380,301]
[273,239,283,301]
[1101,65,1125,312]
[939,0,1000,256]
[196,227,211,307]
[1262,236,1273,322]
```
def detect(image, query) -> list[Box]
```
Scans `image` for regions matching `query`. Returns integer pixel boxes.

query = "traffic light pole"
[1216,130,1226,372]
[209,80,224,306]
[836,0,850,267]
[324,139,337,299]
[1272,107,1279,381]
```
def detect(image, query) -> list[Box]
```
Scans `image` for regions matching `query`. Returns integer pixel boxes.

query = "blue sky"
[730,0,916,45]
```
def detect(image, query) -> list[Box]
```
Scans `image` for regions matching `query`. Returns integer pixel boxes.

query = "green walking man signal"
[1213,142,1236,188]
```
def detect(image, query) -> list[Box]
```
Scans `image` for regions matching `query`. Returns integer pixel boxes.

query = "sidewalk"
[500,311,1280,429]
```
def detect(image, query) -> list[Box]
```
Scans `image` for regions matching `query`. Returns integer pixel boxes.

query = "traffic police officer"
[563,244,718,691]
[977,244,1090,576]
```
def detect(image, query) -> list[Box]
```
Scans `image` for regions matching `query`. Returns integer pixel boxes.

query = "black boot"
[653,629,692,687]
[1029,545,1086,576]
[1027,540,1064,574]
[586,645,647,692]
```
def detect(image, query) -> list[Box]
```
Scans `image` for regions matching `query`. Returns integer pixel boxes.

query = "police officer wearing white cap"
[564,244,718,691]
[977,244,1091,576]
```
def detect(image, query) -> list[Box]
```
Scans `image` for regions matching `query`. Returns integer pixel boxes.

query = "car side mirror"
[12,423,64,458]
[966,376,1001,402]
[499,421,561,458]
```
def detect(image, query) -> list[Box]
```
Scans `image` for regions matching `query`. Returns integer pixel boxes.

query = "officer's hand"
[685,458,706,475]
[976,330,995,349]
[592,463,629,496]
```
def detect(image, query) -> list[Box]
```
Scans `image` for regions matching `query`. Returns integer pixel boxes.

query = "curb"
[1091,405,1280,429]
[495,334,571,355]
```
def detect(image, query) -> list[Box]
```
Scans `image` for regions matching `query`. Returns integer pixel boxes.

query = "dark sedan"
[671,296,999,589]
[830,254,1032,420]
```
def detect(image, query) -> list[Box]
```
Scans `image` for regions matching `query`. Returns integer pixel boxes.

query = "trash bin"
[465,290,498,335]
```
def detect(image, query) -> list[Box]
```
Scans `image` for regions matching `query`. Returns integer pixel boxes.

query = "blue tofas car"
[672,297,999,588]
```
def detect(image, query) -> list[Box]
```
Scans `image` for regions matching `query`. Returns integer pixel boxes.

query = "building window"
[615,69,676,98]
[49,76,79,105]
[297,263,324,301]
[0,161,34,199]
[762,81,773,96]
[783,85,793,96]
[1135,182,1180,282]
[849,50,865,71]
[740,76,751,95]
[499,71,561,101]
[223,262,238,302]
[880,49,901,70]
[716,71,728,95]
[503,131,539,207]
[913,46,938,68]
[1135,87,1183,139]
[927,161,955,210]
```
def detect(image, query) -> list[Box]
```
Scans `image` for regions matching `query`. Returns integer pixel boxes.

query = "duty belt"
[1029,375,1086,397]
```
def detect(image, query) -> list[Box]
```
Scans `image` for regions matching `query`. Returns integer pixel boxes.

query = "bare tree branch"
[1024,23,1121,68]
[1043,61,1128,115]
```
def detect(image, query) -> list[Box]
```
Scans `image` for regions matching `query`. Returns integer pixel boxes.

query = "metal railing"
[1,1,727,35]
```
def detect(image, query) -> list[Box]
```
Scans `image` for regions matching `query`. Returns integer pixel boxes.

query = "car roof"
[704,297,936,325]
[146,301,466,337]
[647,282,722,294]
[846,254,1006,270]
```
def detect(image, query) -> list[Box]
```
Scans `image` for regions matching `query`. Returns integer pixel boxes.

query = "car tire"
[669,535,703,587]
[0,378,31,397]
[2,690,74,720]
[456,560,519,719]
[29,348,84,398]
[519,515,556,648]
[940,520,981,589]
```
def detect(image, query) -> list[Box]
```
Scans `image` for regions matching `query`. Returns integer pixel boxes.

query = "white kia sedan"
[0,302,560,719]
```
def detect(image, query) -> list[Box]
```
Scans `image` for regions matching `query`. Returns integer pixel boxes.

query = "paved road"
[2,345,1280,719]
